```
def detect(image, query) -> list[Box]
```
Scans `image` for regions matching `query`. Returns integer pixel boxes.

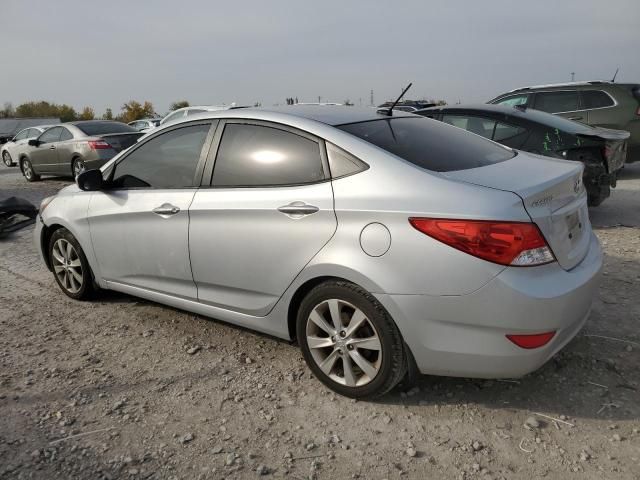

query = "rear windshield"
[337,117,515,172]
[76,122,136,136]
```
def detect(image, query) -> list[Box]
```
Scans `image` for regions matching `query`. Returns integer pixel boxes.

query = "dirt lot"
[1,164,639,480]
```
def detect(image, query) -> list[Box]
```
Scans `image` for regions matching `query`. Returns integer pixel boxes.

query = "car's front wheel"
[2,151,13,167]
[72,158,85,178]
[21,158,40,182]
[297,280,407,398]
[49,228,94,300]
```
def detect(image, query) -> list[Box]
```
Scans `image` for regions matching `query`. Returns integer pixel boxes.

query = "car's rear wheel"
[21,158,40,182]
[72,158,85,178]
[2,151,13,167]
[49,228,94,300]
[297,280,406,398]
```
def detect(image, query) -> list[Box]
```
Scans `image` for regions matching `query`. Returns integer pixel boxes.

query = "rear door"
[88,121,215,298]
[30,126,63,173]
[189,120,337,316]
[582,89,618,128]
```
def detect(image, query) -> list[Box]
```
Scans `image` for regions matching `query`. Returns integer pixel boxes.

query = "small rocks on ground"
[179,433,194,444]
[186,346,201,355]
[524,416,541,430]
[472,441,483,452]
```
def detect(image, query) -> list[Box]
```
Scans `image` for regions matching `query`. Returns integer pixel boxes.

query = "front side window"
[442,114,496,139]
[338,117,515,172]
[212,124,325,187]
[534,91,579,113]
[111,124,210,189]
[495,94,529,107]
[38,127,63,144]
[582,90,615,109]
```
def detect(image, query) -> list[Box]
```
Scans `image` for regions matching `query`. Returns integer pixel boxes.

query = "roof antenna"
[383,83,413,116]
[611,67,619,83]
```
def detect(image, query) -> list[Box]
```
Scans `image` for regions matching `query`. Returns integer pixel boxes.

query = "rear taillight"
[506,332,555,349]
[409,218,555,266]
[88,140,112,150]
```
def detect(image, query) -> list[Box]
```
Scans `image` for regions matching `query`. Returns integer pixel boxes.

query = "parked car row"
[416,104,629,206]
[5,121,143,181]
[36,105,602,398]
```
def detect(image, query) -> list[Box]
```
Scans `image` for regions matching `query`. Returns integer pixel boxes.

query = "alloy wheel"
[51,238,84,294]
[2,151,12,167]
[305,299,382,387]
[23,160,33,180]
[73,159,85,177]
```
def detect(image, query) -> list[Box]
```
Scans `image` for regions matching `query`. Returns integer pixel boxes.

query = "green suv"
[489,81,640,163]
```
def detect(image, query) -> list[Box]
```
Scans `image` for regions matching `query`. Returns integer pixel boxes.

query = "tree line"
[0,100,191,123]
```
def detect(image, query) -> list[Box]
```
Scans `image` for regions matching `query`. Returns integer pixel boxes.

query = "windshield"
[338,117,515,172]
[76,122,136,136]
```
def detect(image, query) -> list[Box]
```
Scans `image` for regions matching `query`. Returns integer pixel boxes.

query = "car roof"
[252,105,415,126]
[503,80,616,94]
[67,120,126,126]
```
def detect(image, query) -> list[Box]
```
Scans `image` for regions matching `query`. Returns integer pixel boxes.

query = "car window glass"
[38,127,63,144]
[496,94,528,107]
[112,124,210,189]
[493,122,527,142]
[76,122,135,135]
[442,115,496,139]
[163,111,184,123]
[326,142,368,178]
[582,90,615,109]
[534,91,579,113]
[59,128,73,141]
[338,117,514,172]
[14,130,29,141]
[212,124,325,187]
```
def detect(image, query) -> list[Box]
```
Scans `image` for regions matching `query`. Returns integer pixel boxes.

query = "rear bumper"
[377,232,602,379]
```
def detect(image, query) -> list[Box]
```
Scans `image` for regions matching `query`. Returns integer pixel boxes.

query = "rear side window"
[212,124,325,187]
[442,115,495,139]
[582,90,615,109]
[59,128,73,141]
[338,117,515,172]
[493,122,527,142]
[534,91,579,113]
[326,142,368,178]
[77,122,136,136]
[112,124,210,188]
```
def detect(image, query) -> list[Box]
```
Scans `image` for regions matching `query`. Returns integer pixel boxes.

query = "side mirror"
[77,169,104,191]
[28,139,40,147]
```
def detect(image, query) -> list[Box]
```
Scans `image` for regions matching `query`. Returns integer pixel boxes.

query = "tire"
[2,151,13,167]
[72,158,85,178]
[296,280,407,399]
[49,228,95,300]
[21,158,40,182]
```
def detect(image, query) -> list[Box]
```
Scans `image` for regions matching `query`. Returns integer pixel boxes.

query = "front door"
[30,126,62,174]
[189,121,337,316]
[88,122,214,298]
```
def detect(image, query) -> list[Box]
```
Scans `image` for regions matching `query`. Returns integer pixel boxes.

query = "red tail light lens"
[409,218,555,266]
[88,140,112,150]
[506,332,555,349]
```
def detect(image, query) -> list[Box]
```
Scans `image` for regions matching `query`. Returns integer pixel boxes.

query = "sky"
[1,0,638,116]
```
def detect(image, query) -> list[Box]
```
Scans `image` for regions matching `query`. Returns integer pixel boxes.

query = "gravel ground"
[0,165,639,480]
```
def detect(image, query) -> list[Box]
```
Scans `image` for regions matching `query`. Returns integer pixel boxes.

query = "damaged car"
[416,104,629,206]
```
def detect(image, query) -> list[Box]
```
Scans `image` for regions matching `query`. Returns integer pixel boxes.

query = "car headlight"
[39,196,55,215]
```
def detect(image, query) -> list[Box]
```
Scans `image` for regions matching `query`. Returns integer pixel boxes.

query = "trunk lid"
[442,152,591,270]
[576,127,629,173]
[99,132,143,152]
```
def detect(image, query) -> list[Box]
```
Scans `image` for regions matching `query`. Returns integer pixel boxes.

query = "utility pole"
[571,72,575,82]
[370,90,374,106]
[318,96,321,104]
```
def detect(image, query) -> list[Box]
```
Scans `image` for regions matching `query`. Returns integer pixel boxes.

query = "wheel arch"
[40,223,66,271]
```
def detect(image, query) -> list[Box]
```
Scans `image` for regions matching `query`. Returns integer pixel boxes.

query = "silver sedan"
[35,106,602,398]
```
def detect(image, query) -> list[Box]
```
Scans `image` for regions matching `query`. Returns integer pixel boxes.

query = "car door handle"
[152,203,180,216]
[277,202,319,216]
[568,116,583,121]
[49,145,56,150]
